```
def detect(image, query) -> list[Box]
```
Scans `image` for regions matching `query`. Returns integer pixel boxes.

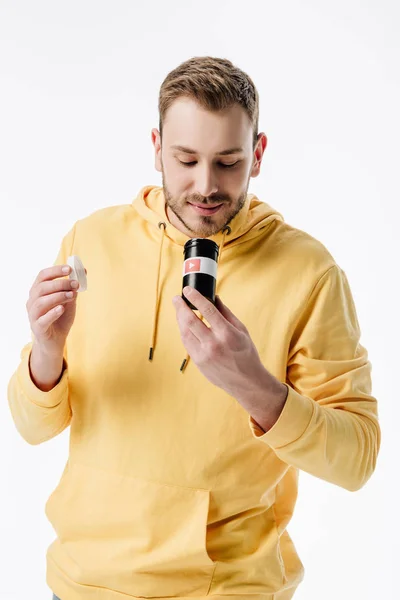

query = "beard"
[161,170,250,238]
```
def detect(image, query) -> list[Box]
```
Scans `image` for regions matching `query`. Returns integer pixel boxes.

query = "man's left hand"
[172,286,288,432]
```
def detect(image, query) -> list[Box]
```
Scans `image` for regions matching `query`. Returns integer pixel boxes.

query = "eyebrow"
[171,145,244,156]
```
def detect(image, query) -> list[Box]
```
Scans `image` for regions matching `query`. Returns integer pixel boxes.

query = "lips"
[189,203,222,208]
[189,202,224,216]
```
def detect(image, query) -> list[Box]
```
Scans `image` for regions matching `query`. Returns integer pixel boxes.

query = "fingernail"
[183,286,192,296]
[62,266,70,273]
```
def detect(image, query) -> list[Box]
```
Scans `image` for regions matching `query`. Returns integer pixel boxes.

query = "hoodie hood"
[132,185,285,371]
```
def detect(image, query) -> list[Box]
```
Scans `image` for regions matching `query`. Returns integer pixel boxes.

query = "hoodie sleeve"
[7,225,76,445]
[249,264,381,492]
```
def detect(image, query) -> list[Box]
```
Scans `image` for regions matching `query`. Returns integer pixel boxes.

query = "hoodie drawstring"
[149,221,167,361]
[149,222,231,372]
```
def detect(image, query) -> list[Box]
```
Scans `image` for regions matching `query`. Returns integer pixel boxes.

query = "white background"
[1,1,399,599]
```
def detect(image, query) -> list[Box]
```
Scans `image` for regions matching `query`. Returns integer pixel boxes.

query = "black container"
[182,238,220,310]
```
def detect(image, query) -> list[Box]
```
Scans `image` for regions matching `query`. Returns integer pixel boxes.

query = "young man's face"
[152,97,267,238]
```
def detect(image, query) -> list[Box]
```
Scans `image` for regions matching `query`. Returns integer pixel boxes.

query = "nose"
[194,165,218,198]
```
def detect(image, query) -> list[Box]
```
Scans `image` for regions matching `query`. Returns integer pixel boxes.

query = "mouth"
[188,203,223,215]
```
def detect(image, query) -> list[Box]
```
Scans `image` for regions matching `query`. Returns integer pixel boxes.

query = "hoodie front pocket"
[45,460,216,598]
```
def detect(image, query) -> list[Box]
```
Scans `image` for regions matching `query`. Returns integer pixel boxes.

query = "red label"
[184,258,201,274]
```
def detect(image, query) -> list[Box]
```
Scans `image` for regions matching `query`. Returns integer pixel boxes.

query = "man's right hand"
[26,265,80,391]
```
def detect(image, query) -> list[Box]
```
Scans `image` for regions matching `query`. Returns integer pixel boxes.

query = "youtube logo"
[184,258,201,274]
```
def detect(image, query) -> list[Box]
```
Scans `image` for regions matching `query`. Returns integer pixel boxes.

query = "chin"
[192,222,223,237]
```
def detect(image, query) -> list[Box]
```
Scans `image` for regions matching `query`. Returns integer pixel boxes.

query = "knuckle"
[219,331,231,346]
[202,304,217,319]
[34,295,43,307]
[206,339,223,358]
[35,320,45,333]
[34,296,46,312]
[187,315,198,328]
[181,329,192,343]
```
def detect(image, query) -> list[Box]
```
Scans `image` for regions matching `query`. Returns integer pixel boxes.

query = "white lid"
[67,255,87,292]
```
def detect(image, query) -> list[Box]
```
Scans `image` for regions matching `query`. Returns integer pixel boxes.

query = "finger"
[180,326,200,353]
[30,290,77,322]
[182,286,226,330]
[30,277,79,303]
[35,304,66,331]
[215,296,247,332]
[173,296,211,342]
[34,265,71,286]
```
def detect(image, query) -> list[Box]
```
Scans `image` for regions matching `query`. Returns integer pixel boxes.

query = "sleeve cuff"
[249,383,315,449]
[16,349,69,408]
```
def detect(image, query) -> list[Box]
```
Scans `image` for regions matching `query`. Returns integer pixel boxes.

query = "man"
[8,56,380,600]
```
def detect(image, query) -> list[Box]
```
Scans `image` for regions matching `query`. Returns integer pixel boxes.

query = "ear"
[151,128,162,172]
[250,132,267,178]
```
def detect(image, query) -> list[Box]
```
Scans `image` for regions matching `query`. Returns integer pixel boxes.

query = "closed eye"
[178,160,239,169]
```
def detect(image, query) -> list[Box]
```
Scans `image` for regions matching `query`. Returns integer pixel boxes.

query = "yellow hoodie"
[8,185,380,600]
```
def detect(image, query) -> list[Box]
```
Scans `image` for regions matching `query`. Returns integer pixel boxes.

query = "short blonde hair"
[158,56,259,148]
